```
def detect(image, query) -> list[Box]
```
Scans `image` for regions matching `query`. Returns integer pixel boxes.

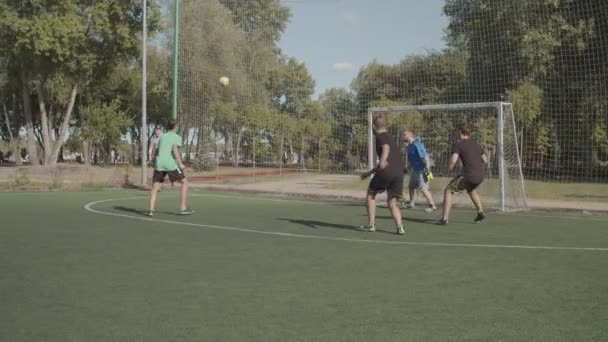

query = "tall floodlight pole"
[172,0,180,120]
[141,0,148,186]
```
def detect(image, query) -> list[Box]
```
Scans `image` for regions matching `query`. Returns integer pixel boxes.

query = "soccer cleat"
[396,225,405,235]
[474,212,486,223]
[424,205,437,213]
[404,202,416,209]
[179,209,194,215]
[437,219,448,226]
[147,210,155,217]
[361,224,375,232]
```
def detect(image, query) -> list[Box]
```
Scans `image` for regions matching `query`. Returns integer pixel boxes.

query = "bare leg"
[366,192,376,226]
[388,197,403,227]
[179,178,189,211]
[149,182,162,211]
[420,188,436,208]
[442,189,453,221]
[408,187,416,205]
[468,190,483,213]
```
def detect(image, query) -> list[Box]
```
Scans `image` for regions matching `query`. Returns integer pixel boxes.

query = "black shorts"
[368,173,404,200]
[153,169,185,183]
[447,176,482,194]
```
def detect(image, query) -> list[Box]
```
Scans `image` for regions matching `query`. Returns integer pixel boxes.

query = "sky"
[278,0,448,98]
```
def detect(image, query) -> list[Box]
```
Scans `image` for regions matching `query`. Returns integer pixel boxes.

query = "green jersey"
[155,131,183,171]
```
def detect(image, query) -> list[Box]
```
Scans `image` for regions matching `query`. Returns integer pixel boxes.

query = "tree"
[81,101,132,164]
[352,52,467,116]
[0,0,160,165]
[319,88,361,169]
[0,56,23,165]
[218,0,291,44]
[178,0,313,168]
[507,82,550,168]
[268,57,315,117]
[443,0,608,176]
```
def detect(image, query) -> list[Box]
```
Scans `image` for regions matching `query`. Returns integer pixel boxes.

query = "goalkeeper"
[403,129,437,212]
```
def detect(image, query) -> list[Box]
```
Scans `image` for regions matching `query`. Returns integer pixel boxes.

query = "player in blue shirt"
[403,129,437,212]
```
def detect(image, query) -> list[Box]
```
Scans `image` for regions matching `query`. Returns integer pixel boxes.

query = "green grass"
[1,190,607,341]
[330,176,608,202]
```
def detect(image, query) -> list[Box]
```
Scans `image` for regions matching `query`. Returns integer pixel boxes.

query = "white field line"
[84,197,608,252]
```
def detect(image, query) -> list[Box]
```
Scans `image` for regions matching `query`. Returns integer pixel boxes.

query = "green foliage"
[65,129,83,153]
[81,101,132,149]
[591,119,608,161]
[443,0,608,171]
[269,57,315,116]
[218,0,291,44]
[0,0,161,164]
[0,0,161,80]
[507,82,543,126]
[353,51,467,114]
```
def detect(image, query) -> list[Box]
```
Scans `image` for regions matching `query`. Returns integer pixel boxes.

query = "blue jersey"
[406,138,427,171]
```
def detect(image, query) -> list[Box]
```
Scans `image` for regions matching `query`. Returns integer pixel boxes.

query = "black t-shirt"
[452,138,485,183]
[375,132,403,178]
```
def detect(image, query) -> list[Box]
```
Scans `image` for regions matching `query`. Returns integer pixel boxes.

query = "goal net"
[369,102,528,211]
[168,0,608,211]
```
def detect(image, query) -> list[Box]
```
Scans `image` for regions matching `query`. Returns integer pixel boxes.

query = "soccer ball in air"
[219,76,230,86]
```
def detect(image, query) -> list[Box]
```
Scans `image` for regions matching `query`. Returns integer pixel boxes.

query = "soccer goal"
[368,102,528,212]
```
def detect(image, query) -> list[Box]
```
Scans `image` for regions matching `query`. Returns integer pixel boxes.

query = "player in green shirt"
[148,120,192,216]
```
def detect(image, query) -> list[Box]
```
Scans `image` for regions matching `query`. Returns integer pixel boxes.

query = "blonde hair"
[373,113,388,130]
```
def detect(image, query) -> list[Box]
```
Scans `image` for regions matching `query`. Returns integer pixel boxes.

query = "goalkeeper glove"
[423,168,433,182]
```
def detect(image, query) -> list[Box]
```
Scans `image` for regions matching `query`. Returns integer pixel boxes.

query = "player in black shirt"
[439,127,488,225]
[360,114,405,235]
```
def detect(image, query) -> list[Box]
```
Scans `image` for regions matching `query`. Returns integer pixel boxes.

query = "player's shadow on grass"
[278,218,361,232]
[279,218,396,235]
[113,206,185,217]
[113,206,150,216]
[374,215,438,225]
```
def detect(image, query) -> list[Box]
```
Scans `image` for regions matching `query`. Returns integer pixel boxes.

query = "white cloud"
[332,62,358,72]
[340,11,361,26]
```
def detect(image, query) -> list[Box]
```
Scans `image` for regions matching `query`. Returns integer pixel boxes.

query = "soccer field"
[1,190,607,341]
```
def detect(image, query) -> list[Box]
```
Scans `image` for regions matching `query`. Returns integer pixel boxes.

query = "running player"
[148,120,192,216]
[403,129,437,212]
[360,114,405,235]
[439,127,488,225]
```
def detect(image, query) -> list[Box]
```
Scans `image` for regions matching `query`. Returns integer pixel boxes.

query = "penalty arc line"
[83,197,608,252]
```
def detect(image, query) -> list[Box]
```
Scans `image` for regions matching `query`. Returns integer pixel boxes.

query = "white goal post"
[368,102,528,211]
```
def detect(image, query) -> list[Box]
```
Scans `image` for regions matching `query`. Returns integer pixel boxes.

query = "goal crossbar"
[368,102,504,114]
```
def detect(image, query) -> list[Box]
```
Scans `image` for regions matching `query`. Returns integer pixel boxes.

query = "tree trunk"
[83,140,90,165]
[20,69,40,165]
[10,95,22,166]
[35,83,53,164]
[182,123,191,163]
[222,129,234,164]
[2,102,21,165]
[46,84,78,166]
[235,128,244,168]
